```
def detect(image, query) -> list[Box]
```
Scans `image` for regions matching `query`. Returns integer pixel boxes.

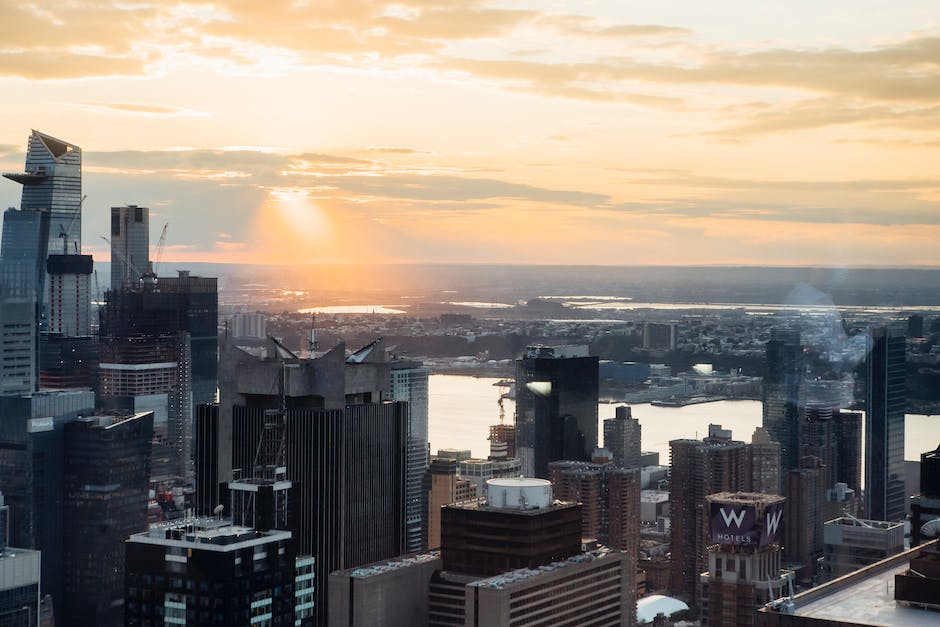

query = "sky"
[0,1,938,267]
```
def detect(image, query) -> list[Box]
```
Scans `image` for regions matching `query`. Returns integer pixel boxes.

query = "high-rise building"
[864,325,906,522]
[548,459,641,558]
[125,519,296,626]
[784,456,833,586]
[515,345,599,478]
[456,439,523,494]
[214,338,406,626]
[748,427,781,495]
[99,269,218,406]
[109,205,150,291]
[45,254,92,337]
[604,405,642,469]
[61,412,153,627]
[642,322,677,351]
[390,359,430,553]
[38,333,97,390]
[835,410,863,497]
[0,495,41,627]
[97,333,192,482]
[0,390,95,611]
[699,492,791,626]
[3,131,82,257]
[0,269,37,395]
[762,327,802,477]
[669,428,749,601]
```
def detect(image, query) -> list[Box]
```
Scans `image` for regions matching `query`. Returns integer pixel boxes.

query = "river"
[428,375,940,464]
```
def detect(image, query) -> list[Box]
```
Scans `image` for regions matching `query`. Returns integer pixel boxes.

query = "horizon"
[1,1,938,267]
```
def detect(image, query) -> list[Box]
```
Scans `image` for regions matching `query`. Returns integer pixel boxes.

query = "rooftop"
[761,539,940,627]
[340,552,440,579]
[468,547,614,590]
[129,517,290,551]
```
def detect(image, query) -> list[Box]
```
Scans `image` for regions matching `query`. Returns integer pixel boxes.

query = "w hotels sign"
[710,499,785,547]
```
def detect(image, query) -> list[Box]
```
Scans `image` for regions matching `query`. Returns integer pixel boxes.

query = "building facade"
[864,325,906,522]
[515,345,599,478]
[390,360,430,553]
[603,405,642,469]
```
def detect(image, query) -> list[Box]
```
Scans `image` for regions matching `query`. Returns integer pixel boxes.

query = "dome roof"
[637,595,689,624]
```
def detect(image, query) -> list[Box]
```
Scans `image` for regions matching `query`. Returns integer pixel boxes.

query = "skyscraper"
[390,359,430,552]
[762,327,802,477]
[699,492,790,626]
[46,254,93,336]
[62,412,153,627]
[604,405,642,469]
[125,519,296,627]
[515,345,599,478]
[864,325,906,522]
[109,205,150,291]
[669,428,749,601]
[0,268,37,395]
[215,338,406,626]
[3,130,83,259]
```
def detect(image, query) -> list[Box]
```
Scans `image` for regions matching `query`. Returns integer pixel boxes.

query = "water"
[428,375,940,464]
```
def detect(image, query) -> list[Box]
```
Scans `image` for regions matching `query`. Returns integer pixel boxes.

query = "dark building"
[515,345,599,478]
[61,412,153,627]
[911,443,940,547]
[99,269,218,406]
[907,314,924,339]
[669,427,749,602]
[865,326,906,522]
[440,478,581,577]
[125,519,295,626]
[784,456,832,586]
[0,390,94,612]
[39,333,97,390]
[210,338,406,626]
[762,327,802,478]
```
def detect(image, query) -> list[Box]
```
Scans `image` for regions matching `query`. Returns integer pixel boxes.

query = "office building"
[61,412,153,627]
[216,338,405,626]
[109,205,150,291]
[329,552,441,627]
[426,457,478,550]
[390,359,430,553]
[125,519,295,626]
[820,516,904,582]
[0,271,37,395]
[3,130,82,258]
[38,333,97,390]
[515,345,599,478]
[864,325,906,522]
[97,333,192,482]
[0,390,94,611]
[907,314,924,338]
[748,427,781,495]
[911,443,940,547]
[756,539,940,627]
[669,428,749,601]
[0,207,50,302]
[440,478,582,577]
[604,405,642,469]
[762,327,802,477]
[700,493,791,627]
[99,269,218,406]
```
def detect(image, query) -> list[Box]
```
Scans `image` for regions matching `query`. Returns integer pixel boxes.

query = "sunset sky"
[0,1,938,266]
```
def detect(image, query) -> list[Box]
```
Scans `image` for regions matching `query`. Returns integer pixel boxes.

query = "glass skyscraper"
[864,325,907,522]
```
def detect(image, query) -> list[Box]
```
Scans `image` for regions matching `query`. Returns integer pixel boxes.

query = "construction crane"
[101,235,144,288]
[140,222,168,287]
[57,194,86,254]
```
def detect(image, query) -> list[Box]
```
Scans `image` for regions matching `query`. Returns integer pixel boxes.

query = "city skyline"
[1,2,938,267]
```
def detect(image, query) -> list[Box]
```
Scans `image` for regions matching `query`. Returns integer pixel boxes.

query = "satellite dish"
[213,504,224,516]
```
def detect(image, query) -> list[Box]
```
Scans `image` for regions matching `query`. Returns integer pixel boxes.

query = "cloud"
[78,102,207,116]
